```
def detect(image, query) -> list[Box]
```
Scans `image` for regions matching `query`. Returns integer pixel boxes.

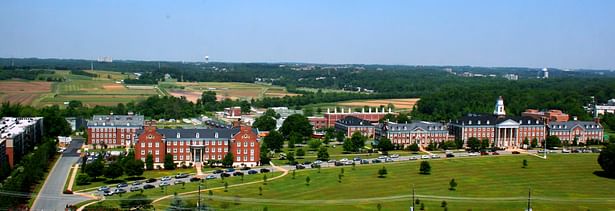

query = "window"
[173,155,177,160]
[251,142,254,147]
[173,148,177,153]
[244,142,248,147]
[237,149,241,154]
[180,148,183,153]
[217,147,221,153]
[206,148,209,152]
[155,142,159,147]
[217,155,222,160]
[155,150,159,155]
[211,148,215,152]
[244,149,247,154]
[127,135,130,139]
[237,142,241,147]
[180,155,184,160]
[244,156,248,161]
[174,142,177,146]
[141,150,145,155]
[167,148,171,153]
[155,158,159,162]
[141,143,145,147]
[224,148,227,152]
[148,143,152,147]
[237,157,241,162]
[224,141,227,145]
[250,149,254,154]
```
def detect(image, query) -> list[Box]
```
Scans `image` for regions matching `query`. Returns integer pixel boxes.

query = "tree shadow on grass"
[90,177,106,183]
[103,179,126,184]
[125,176,146,181]
[593,171,615,179]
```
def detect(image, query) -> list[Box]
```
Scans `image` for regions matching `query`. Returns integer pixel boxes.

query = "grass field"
[73,168,196,191]
[0,80,52,105]
[166,82,299,102]
[153,154,615,211]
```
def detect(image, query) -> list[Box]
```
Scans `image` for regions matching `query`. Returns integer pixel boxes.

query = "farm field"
[38,79,160,107]
[0,81,52,105]
[166,82,298,102]
[154,154,615,211]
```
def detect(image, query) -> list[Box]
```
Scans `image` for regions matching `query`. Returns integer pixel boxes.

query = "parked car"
[390,154,400,158]
[378,156,388,159]
[353,157,362,161]
[421,155,430,159]
[240,166,251,170]
[311,163,321,168]
[295,164,306,169]
[360,160,370,164]
[340,158,349,162]
[206,175,217,180]
[221,173,231,177]
[512,151,521,154]
[117,183,128,188]
[372,159,383,163]
[190,177,202,182]
[132,181,142,186]
[145,178,157,183]
[591,148,602,153]
[114,188,127,194]
[334,161,344,166]
[213,169,224,174]
[302,161,312,165]
[161,176,172,181]
[233,171,244,176]
[248,170,258,175]
[98,186,110,192]
[175,173,189,179]
[572,149,581,153]
[431,154,441,159]
[410,156,419,160]
[225,168,235,172]
[327,160,336,163]
[159,181,170,187]
[491,152,500,155]
[385,158,394,162]
[446,153,455,158]
[103,190,113,196]
[260,168,271,173]
[143,184,155,189]
[129,186,142,192]
[480,152,489,156]
[314,160,323,164]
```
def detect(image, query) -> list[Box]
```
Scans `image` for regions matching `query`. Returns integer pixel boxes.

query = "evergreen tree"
[146,153,154,170]
[420,161,431,175]
[164,154,176,170]
[222,152,234,167]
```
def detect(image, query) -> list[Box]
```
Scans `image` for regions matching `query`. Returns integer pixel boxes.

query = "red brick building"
[308,107,394,130]
[548,121,603,144]
[334,116,376,138]
[522,109,569,123]
[135,123,261,168]
[376,121,452,147]
[87,114,144,147]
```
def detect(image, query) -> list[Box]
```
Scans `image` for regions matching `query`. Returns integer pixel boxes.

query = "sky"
[1,0,614,69]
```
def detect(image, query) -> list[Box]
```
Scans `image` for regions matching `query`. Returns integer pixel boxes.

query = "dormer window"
[177,133,180,138]
[486,120,490,124]
[196,133,200,138]
[468,120,472,125]
[477,120,481,125]
[535,120,539,124]
[127,123,130,126]
[215,132,219,138]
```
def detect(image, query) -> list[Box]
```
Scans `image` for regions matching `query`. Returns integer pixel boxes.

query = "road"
[32,139,92,211]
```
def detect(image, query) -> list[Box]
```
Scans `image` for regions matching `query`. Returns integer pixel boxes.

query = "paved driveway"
[32,140,91,211]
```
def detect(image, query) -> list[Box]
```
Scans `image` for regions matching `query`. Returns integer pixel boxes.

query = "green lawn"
[74,168,196,191]
[87,171,283,209]
[160,154,615,210]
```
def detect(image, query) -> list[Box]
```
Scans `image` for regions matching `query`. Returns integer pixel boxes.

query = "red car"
[512,151,521,154]
[491,152,500,155]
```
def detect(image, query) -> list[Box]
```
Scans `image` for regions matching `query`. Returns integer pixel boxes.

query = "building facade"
[334,116,376,138]
[449,96,546,149]
[548,121,603,143]
[522,109,569,123]
[87,114,144,147]
[135,123,260,168]
[376,121,451,146]
[0,117,44,168]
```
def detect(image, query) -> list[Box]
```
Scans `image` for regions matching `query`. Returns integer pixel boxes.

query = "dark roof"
[548,121,602,131]
[137,127,258,140]
[453,114,544,126]
[336,116,373,127]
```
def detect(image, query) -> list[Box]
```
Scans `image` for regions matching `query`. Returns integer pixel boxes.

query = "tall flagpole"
[411,185,415,211]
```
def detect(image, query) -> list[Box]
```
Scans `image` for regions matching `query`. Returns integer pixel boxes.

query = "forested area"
[0,68,54,80]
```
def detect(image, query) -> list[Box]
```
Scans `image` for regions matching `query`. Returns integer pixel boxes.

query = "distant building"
[548,121,603,143]
[334,116,375,138]
[449,96,546,149]
[503,74,519,81]
[65,117,86,132]
[0,117,44,168]
[591,99,615,115]
[321,107,394,128]
[87,113,144,147]
[522,109,569,123]
[308,117,327,130]
[135,122,260,167]
[376,121,451,147]
[224,107,242,118]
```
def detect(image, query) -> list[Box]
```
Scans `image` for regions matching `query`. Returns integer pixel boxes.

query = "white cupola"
[493,96,506,116]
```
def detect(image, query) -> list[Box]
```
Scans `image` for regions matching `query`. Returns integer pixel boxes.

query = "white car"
[409,156,418,160]
[431,154,441,159]
[468,152,479,156]
[390,154,400,158]
[159,181,170,187]
[421,155,430,159]
[161,176,172,181]
[562,149,570,153]
[314,160,323,164]
[378,156,388,159]
[340,158,349,162]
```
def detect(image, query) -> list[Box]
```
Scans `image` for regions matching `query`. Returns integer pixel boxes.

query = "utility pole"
[526,187,532,211]
[198,184,201,210]
[410,185,415,211]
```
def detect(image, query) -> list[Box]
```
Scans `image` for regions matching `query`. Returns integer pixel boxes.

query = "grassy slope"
[161,154,615,211]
